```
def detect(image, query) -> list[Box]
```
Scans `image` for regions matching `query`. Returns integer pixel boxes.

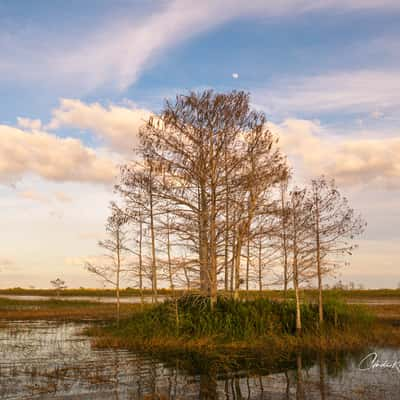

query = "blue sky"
[2,1,400,125]
[1,1,399,288]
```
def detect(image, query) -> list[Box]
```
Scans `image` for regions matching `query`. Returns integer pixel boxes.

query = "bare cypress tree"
[117,160,161,303]
[139,90,287,304]
[307,176,366,324]
[148,159,158,302]
[279,178,290,296]
[233,126,287,298]
[85,203,129,325]
[125,205,146,308]
[257,237,263,291]
[287,189,314,335]
[223,138,230,291]
[137,208,144,308]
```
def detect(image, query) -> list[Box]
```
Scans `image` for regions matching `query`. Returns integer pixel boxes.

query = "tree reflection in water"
[0,321,399,399]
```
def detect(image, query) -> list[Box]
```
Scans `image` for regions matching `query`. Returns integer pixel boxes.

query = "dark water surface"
[0,320,399,399]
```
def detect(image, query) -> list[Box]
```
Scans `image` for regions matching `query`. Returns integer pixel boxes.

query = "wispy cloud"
[1,1,399,92]
[256,69,400,117]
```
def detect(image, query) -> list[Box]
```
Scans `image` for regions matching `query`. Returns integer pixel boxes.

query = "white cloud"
[1,1,399,91]
[48,99,151,154]
[41,98,400,189]
[0,124,117,184]
[270,118,400,188]
[232,73,239,79]
[17,117,42,131]
[256,70,400,116]
[333,138,400,188]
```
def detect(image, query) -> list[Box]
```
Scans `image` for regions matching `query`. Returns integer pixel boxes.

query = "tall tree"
[117,160,161,303]
[139,90,288,304]
[279,178,290,295]
[287,189,314,335]
[307,176,366,324]
[85,203,129,325]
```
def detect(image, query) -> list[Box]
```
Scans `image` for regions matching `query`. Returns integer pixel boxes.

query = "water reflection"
[0,294,165,303]
[0,320,399,399]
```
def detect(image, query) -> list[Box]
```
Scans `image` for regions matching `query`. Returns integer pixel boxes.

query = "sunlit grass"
[86,295,385,356]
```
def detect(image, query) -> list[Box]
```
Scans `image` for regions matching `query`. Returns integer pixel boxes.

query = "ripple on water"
[0,320,399,399]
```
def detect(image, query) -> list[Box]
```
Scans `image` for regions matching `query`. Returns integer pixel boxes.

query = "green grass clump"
[106,294,373,343]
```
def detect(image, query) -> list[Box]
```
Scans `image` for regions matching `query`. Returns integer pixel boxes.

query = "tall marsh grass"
[108,294,374,342]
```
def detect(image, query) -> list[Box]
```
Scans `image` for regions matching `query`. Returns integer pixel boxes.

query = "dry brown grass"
[365,303,400,320]
[0,298,143,321]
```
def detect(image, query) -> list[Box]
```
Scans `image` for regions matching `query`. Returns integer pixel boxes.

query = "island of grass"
[86,294,400,360]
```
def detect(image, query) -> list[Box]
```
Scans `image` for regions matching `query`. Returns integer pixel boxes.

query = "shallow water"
[0,320,399,399]
[2,294,400,306]
[0,295,163,303]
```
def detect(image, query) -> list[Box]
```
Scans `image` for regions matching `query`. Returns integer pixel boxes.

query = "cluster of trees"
[86,91,365,332]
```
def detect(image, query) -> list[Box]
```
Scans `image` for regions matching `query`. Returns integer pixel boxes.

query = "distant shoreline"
[1,288,400,298]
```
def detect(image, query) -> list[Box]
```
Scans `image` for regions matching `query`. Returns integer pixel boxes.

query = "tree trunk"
[224,140,230,291]
[138,211,144,310]
[281,183,289,296]
[258,238,262,291]
[209,132,217,307]
[315,196,323,325]
[149,165,158,303]
[292,208,302,335]
[294,271,301,335]
[116,229,121,327]
[199,181,209,295]
[183,266,190,291]
[167,215,174,292]
[230,213,236,293]
[246,235,250,291]
[233,234,242,300]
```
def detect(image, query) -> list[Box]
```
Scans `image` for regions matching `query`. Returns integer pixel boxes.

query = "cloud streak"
[256,69,400,117]
[1,1,400,92]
